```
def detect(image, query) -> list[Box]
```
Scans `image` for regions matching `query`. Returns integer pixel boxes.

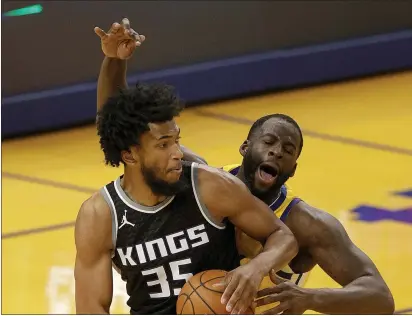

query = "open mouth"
[258,163,278,184]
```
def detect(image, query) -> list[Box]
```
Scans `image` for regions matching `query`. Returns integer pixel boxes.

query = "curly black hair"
[247,113,303,157]
[97,83,185,167]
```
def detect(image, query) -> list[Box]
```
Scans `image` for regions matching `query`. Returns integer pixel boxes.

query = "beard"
[242,150,292,201]
[141,164,189,197]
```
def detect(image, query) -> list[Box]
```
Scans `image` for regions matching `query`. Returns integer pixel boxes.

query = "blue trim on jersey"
[229,166,241,176]
[280,197,302,222]
[270,186,287,211]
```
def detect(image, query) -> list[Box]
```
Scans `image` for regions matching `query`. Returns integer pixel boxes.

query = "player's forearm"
[307,276,394,314]
[97,57,128,111]
[252,228,298,276]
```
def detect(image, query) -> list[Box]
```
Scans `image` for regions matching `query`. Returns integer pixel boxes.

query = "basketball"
[176,270,254,315]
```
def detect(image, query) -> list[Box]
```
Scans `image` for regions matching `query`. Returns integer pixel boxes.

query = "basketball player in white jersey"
[75,20,299,315]
[93,18,395,314]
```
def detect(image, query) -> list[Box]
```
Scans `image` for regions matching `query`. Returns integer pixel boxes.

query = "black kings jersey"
[100,162,240,315]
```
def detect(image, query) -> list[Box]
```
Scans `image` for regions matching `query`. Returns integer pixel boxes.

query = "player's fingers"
[126,29,146,43]
[121,17,130,29]
[257,284,285,297]
[255,292,288,307]
[220,275,238,307]
[232,286,253,314]
[262,302,290,315]
[94,27,107,39]
[225,281,244,314]
[230,293,247,315]
[269,270,287,285]
[109,22,122,34]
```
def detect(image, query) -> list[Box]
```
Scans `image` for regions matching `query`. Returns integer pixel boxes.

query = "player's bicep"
[229,194,284,243]
[305,210,379,286]
[198,166,287,242]
[203,168,283,242]
[74,248,113,313]
[74,198,114,314]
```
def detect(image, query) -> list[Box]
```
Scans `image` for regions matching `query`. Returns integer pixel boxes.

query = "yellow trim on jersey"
[223,163,309,314]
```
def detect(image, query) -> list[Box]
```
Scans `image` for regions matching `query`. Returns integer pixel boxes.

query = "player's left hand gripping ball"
[94,18,146,60]
[215,264,262,314]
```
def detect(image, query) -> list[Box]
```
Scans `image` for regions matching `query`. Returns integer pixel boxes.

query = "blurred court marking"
[2,171,95,194]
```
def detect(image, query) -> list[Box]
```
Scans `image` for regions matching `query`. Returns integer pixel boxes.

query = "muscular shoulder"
[195,164,251,218]
[285,201,347,248]
[75,192,113,253]
[76,192,111,228]
[197,163,249,196]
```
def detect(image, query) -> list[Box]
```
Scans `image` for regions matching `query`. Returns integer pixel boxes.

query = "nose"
[172,144,184,160]
[268,143,283,159]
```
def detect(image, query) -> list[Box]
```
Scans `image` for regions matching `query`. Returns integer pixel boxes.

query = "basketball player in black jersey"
[92,19,394,315]
[74,21,299,315]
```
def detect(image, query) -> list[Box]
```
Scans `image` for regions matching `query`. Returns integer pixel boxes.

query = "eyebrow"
[156,128,181,140]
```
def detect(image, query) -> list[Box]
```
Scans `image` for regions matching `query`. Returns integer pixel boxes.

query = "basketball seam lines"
[187,271,217,315]
[178,293,193,314]
[199,272,226,294]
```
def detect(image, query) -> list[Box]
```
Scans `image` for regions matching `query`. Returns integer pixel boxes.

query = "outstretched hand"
[254,271,312,315]
[214,264,262,314]
[94,18,145,60]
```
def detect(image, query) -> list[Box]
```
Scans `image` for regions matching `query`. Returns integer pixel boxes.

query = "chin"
[166,174,182,183]
[251,185,270,197]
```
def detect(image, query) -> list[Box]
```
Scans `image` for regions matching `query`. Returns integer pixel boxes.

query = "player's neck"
[122,170,168,207]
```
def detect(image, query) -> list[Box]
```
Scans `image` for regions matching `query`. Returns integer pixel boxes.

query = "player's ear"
[239,140,249,157]
[122,146,139,166]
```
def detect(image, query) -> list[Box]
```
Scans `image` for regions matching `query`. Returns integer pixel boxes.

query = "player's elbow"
[365,276,395,314]
[376,285,395,314]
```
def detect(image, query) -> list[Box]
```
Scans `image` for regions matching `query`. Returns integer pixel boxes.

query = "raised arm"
[94,18,144,111]
[94,19,207,165]
[97,57,128,111]
[74,193,114,314]
[196,164,298,313]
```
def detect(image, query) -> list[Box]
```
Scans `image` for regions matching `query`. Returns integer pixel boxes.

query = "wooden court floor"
[2,71,412,314]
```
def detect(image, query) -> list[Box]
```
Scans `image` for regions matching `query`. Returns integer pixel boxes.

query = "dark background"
[2,0,412,96]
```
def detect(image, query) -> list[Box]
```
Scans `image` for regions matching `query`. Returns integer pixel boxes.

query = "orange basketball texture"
[176,270,254,315]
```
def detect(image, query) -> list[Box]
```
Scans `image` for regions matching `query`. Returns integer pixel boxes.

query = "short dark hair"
[97,83,184,167]
[247,113,303,156]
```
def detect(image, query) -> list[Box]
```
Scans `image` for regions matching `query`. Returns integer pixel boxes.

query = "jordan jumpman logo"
[119,210,135,229]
